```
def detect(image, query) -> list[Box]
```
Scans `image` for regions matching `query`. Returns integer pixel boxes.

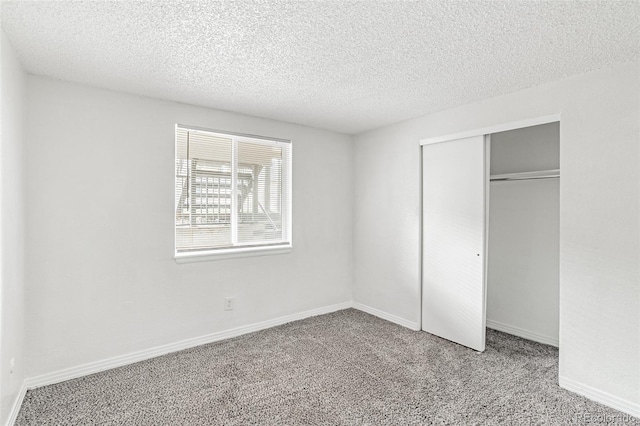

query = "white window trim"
[175,243,292,263]
[174,124,293,262]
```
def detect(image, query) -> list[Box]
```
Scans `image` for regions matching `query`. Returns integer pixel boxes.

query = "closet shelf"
[490,169,560,182]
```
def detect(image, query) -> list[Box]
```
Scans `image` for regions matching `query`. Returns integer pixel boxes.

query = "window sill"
[174,244,292,263]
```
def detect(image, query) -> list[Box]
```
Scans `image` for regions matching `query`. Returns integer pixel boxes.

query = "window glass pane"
[175,128,233,252]
[236,141,283,244]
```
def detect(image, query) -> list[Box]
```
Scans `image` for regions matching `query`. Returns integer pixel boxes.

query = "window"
[175,125,292,261]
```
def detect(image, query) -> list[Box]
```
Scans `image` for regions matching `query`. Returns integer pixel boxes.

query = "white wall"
[0,29,26,425]
[490,122,560,174]
[353,61,639,408]
[25,76,353,378]
[487,179,559,344]
[486,124,560,345]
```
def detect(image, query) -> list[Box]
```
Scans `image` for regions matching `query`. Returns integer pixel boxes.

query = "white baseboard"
[352,302,420,331]
[486,319,559,347]
[24,301,353,391]
[559,375,639,419]
[5,380,28,426]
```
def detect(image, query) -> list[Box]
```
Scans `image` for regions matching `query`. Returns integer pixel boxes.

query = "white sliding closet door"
[422,135,488,352]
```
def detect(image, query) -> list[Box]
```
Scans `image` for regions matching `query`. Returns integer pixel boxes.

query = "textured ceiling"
[1,1,639,135]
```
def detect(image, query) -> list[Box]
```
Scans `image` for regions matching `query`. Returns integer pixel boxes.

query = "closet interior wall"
[487,122,560,346]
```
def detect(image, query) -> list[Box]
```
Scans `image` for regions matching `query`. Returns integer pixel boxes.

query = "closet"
[486,123,559,347]
[421,121,559,352]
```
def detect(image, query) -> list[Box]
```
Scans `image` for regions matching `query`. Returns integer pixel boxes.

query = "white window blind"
[175,125,291,256]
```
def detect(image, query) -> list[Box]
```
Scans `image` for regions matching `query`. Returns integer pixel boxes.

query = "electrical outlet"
[9,358,15,374]
[224,297,235,311]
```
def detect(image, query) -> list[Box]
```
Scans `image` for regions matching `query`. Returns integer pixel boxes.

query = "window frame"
[174,124,292,263]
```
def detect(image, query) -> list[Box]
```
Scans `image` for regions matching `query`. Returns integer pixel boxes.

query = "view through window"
[175,126,291,255]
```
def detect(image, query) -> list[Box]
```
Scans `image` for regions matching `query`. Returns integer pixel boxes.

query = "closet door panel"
[422,135,486,352]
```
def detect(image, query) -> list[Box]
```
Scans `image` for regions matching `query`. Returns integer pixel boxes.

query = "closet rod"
[490,175,559,182]
[489,169,560,182]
